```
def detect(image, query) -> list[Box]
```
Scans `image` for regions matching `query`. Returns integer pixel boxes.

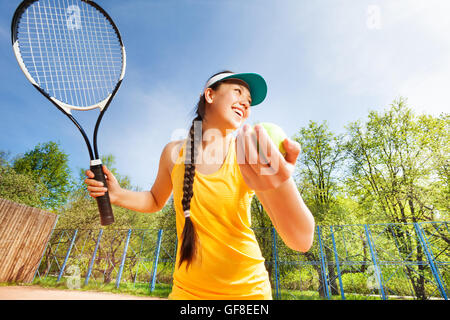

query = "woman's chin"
[231,116,244,127]
[230,121,242,131]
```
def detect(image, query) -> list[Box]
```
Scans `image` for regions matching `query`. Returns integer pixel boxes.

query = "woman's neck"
[195,130,233,166]
[199,120,235,151]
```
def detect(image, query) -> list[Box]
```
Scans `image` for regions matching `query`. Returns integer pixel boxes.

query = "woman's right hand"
[85,165,121,204]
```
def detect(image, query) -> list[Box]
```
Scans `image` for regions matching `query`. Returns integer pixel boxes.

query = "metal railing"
[33,221,449,300]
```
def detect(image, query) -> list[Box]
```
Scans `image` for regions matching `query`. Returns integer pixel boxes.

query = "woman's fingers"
[253,124,272,165]
[102,165,115,182]
[282,138,301,165]
[90,191,106,198]
[85,169,102,186]
[255,124,283,176]
[85,167,112,186]
[85,168,106,198]
[237,124,280,175]
[84,177,104,187]
[87,185,107,192]
[85,169,95,179]
[87,185,108,198]
[243,125,259,168]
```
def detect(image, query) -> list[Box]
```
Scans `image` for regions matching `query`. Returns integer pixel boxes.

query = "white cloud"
[383,0,450,115]
[303,1,450,115]
[398,64,450,115]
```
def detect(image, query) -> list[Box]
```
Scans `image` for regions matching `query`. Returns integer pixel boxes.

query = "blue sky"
[1,0,449,190]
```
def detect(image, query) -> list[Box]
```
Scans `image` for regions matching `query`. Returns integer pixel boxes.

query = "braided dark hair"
[178,70,234,269]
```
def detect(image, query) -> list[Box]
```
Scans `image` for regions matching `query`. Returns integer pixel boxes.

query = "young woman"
[85,71,315,299]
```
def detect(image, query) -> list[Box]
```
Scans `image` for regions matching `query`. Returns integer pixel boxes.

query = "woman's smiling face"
[204,79,252,131]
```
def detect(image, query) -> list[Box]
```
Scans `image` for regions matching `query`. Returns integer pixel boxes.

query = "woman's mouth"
[232,107,244,118]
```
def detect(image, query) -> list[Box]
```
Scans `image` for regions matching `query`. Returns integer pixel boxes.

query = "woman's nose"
[240,100,250,109]
[240,104,250,117]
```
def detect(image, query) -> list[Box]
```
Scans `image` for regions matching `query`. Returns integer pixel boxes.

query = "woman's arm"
[114,189,160,213]
[85,141,176,214]
[255,177,315,252]
[236,123,315,252]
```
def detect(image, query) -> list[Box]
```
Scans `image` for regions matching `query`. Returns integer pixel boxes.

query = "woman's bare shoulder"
[163,139,185,174]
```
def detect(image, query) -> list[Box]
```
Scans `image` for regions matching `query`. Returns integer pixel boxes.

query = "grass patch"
[275,288,382,300]
[27,276,171,299]
[2,278,421,300]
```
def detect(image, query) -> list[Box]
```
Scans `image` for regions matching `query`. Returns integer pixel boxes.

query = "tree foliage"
[1,150,49,208]
[56,154,160,230]
[344,98,449,223]
[2,98,447,298]
[12,141,72,210]
[0,165,49,208]
[293,121,346,225]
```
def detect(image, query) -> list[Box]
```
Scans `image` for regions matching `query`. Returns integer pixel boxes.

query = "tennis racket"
[11,0,126,226]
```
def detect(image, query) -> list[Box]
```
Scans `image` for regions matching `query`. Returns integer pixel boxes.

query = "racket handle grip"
[90,162,115,226]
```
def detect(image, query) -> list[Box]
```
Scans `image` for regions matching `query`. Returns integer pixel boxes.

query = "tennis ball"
[254,122,288,157]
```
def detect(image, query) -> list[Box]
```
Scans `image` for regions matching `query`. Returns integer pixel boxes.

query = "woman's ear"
[204,88,215,104]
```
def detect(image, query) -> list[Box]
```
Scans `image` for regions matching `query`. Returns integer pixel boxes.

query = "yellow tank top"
[168,136,272,300]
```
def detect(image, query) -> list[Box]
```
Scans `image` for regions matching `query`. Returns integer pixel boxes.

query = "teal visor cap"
[204,72,267,106]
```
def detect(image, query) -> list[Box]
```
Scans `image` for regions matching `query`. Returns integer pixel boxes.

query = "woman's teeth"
[233,108,243,117]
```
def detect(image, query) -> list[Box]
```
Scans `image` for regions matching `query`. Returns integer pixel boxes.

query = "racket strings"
[16,0,123,108]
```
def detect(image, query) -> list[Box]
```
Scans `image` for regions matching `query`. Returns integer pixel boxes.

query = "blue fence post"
[133,230,147,287]
[364,224,386,300]
[57,229,78,283]
[317,226,331,299]
[115,229,132,289]
[84,229,103,286]
[271,227,280,300]
[44,230,64,278]
[150,229,164,293]
[414,223,448,300]
[330,226,345,300]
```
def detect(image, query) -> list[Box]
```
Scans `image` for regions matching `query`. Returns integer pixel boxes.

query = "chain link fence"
[33,222,449,300]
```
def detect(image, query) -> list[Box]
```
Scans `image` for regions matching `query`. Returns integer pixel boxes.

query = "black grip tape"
[90,164,115,226]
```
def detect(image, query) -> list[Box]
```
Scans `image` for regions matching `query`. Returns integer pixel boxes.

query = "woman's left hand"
[236,124,301,191]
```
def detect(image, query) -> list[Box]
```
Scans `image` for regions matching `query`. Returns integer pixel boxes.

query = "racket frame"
[11,0,126,225]
[11,0,126,160]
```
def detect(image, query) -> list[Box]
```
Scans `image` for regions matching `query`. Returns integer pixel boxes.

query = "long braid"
[178,115,202,269]
[178,70,234,269]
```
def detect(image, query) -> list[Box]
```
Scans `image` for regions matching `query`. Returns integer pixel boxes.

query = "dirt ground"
[0,285,165,300]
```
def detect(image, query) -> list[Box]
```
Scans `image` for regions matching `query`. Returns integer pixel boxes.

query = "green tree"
[57,154,158,230]
[250,196,276,281]
[417,113,449,219]
[293,121,346,225]
[13,141,72,210]
[344,98,448,223]
[54,154,163,284]
[291,121,347,297]
[0,161,49,209]
[0,151,10,167]
[343,98,449,299]
[155,195,176,231]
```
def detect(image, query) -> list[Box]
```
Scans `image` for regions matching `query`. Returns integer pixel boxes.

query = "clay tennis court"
[0,285,165,300]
